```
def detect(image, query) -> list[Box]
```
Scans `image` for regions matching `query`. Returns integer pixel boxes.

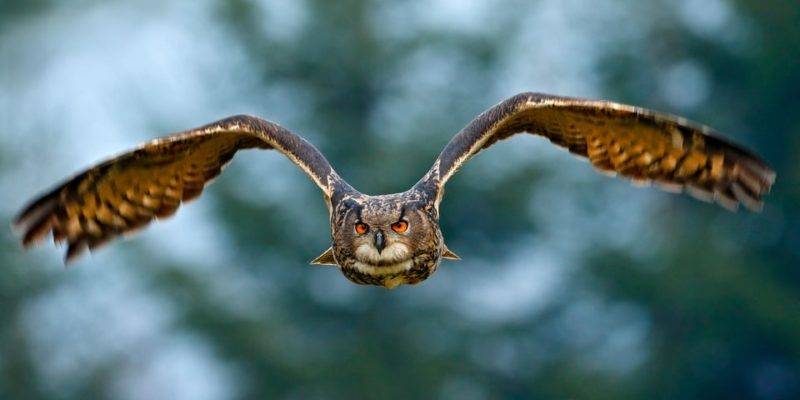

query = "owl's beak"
[374,229,386,253]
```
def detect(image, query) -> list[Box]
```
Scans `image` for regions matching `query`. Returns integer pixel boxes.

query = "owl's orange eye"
[391,220,409,233]
[355,222,369,235]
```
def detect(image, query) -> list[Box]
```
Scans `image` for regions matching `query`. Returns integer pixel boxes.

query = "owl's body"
[327,190,445,288]
[13,93,776,288]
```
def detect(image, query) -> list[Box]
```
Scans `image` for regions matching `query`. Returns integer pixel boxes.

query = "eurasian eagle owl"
[14,93,776,288]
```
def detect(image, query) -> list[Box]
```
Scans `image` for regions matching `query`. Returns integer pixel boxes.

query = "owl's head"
[323,194,446,288]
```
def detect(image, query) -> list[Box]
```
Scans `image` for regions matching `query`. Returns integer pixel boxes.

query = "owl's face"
[331,195,442,288]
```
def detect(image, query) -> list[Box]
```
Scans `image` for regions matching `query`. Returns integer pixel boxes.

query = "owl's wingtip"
[442,246,460,260]
[310,247,338,266]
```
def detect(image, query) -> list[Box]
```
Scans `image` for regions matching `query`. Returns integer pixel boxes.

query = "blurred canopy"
[0,0,798,399]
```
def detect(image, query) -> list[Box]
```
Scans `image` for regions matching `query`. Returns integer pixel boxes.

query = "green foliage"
[0,1,798,399]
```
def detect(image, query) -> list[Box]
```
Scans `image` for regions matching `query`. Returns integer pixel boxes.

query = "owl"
[13,93,775,288]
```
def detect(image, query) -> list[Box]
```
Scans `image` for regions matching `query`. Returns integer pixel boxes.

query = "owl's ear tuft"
[310,247,338,266]
[442,245,461,260]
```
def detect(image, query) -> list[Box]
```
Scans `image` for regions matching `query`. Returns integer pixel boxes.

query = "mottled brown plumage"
[417,93,775,212]
[14,115,345,262]
[13,93,775,288]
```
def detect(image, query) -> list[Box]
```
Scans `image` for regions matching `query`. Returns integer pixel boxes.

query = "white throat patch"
[355,243,410,265]
[352,243,414,280]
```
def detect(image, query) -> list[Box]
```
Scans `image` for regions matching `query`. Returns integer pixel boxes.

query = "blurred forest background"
[1,0,798,399]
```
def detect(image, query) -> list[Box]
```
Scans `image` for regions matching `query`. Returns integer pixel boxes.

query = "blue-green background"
[1,1,798,399]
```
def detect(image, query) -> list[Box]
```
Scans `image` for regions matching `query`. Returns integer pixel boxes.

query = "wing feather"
[417,92,775,211]
[14,115,344,262]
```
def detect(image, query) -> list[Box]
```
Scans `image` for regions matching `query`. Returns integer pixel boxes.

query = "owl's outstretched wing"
[416,92,775,211]
[14,115,345,262]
